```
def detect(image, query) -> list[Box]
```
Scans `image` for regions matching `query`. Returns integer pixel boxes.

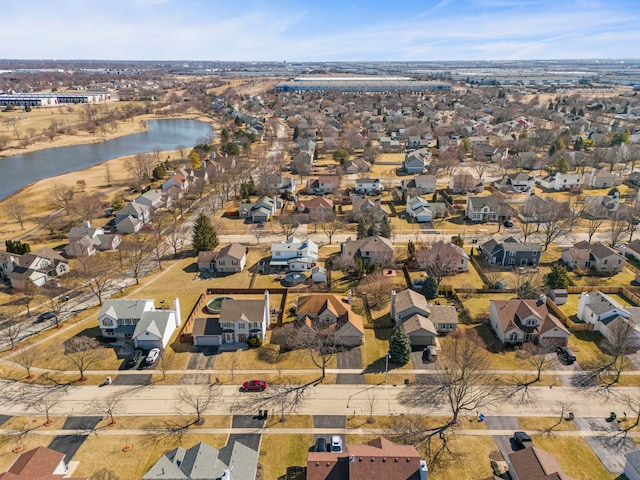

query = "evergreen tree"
[407,240,416,261]
[546,264,570,290]
[451,235,464,248]
[422,276,438,300]
[574,136,584,151]
[380,217,391,238]
[293,125,300,140]
[357,219,368,239]
[389,327,411,366]
[234,116,242,126]
[367,222,380,237]
[192,213,219,253]
[554,157,569,174]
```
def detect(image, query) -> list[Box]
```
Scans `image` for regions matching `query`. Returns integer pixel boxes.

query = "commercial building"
[275,76,451,93]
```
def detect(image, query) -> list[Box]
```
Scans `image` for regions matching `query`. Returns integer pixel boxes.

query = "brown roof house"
[306,437,428,480]
[489,296,570,346]
[390,289,458,346]
[341,235,395,268]
[294,197,334,222]
[295,293,364,346]
[561,241,626,274]
[508,446,574,480]
[197,243,247,273]
[0,446,87,480]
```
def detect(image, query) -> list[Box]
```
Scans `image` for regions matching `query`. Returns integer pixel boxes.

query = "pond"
[0,118,213,200]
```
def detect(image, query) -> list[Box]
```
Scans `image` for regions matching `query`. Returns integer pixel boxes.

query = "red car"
[242,380,267,391]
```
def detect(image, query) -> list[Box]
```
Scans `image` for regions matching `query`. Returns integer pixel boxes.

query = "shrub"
[247,336,263,348]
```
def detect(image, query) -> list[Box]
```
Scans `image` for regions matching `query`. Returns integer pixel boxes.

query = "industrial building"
[275,76,451,93]
[0,92,111,107]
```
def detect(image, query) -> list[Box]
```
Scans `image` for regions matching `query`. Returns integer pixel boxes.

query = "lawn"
[568,267,636,287]
[517,416,577,432]
[458,324,540,370]
[531,436,617,480]
[568,331,606,367]
[457,293,516,322]
[361,328,392,372]
[260,434,312,480]
[429,435,497,480]
[72,433,228,480]
[0,435,58,472]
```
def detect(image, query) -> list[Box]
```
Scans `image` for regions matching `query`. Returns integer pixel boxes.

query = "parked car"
[127,350,143,368]
[36,310,56,323]
[315,437,327,452]
[242,379,268,391]
[145,348,160,365]
[422,345,437,362]
[556,346,576,365]
[503,219,514,228]
[412,279,424,290]
[514,431,532,448]
[330,435,343,453]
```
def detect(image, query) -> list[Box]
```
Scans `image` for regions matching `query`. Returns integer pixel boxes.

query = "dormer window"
[526,319,536,326]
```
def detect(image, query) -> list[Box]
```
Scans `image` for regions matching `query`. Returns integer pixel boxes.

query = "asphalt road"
[574,417,636,473]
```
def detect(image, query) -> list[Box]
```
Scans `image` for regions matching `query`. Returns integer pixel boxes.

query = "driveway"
[313,415,346,449]
[410,348,438,383]
[484,416,521,460]
[112,374,152,386]
[574,417,638,473]
[0,415,10,427]
[548,353,583,387]
[336,347,364,384]
[220,415,264,464]
[48,416,102,460]
[178,347,218,385]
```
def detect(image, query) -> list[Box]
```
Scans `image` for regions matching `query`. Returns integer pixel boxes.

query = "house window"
[232,260,238,265]
[524,333,532,342]
[604,259,608,264]
[509,251,516,256]
[526,319,536,326]
[219,260,225,265]
[532,251,537,256]
[253,322,261,329]
[103,318,113,327]
[238,322,245,329]
[508,258,515,265]
[510,333,518,342]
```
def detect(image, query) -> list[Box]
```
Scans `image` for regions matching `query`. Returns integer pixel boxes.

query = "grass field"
[260,434,312,480]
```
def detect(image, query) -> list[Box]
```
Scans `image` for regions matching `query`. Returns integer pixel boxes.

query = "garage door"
[136,339,163,350]
[194,335,221,346]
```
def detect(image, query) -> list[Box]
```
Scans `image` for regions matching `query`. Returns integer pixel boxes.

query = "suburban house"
[161,170,189,193]
[0,446,87,480]
[295,294,365,346]
[264,174,296,194]
[417,241,469,272]
[479,236,541,267]
[270,237,319,272]
[114,201,151,234]
[582,190,623,215]
[341,235,395,268]
[345,157,371,174]
[489,297,570,346]
[293,197,334,222]
[354,177,384,195]
[402,149,431,174]
[407,136,431,149]
[65,222,121,257]
[390,289,458,346]
[97,298,181,349]
[561,241,626,273]
[306,437,428,480]
[305,176,341,195]
[192,291,270,346]
[620,239,640,261]
[6,247,70,289]
[586,167,620,189]
[197,243,247,273]
[465,194,510,223]
[577,290,640,347]
[400,174,437,194]
[625,450,640,480]
[405,195,445,222]
[493,172,535,193]
[134,189,166,211]
[142,441,258,480]
[350,197,390,223]
[238,196,282,223]
[449,173,483,194]
[507,446,573,480]
[536,171,584,191]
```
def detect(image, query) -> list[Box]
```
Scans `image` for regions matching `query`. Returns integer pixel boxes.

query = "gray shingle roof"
[99,299,154,320]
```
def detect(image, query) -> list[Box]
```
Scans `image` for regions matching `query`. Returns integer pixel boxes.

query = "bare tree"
[37,388,65,425]
[5,198,27,230]
[178,386,221,425]
[76,254,116,306]
[608,210,630,248]
[120,233,150,285]
[534,198,573,250]
[14,346,39,379]
[251,223,266,245]
[52,183,76,215]
[127,153,154,192]
[295,327,340,380]
[252,380,311,422]
[399,329,500,425]
[507,342,554,404]
[320,211,343,244]
[355,271,393,310]
[365,389,377,424]
[582,203,609,242]
[63,336,105,380]
[277,213,299,241]
[104,164,112,186]
[92,394,122,426]
[2,320,24,350]
[69,192,105,222]
[415,241,462,286]
[16,280,37,317]
[165,223,184,256]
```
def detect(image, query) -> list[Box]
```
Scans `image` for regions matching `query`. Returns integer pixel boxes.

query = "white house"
[270,237,319,272]
[577,291,640,347]
[354,178,384,195]
[97,298,181,349]
[536,172,584,191]
[406,195,434,222]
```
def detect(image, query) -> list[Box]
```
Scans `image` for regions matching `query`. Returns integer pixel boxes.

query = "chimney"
[390,290,397,323]
[537,293,547,306]
[577,292,590,320]
[173,298,181,326]
[83,220,91,228]
[264,290,271,329]
[347,289,352,305]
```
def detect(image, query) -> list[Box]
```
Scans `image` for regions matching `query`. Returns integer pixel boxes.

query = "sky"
[1,0,639,61]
